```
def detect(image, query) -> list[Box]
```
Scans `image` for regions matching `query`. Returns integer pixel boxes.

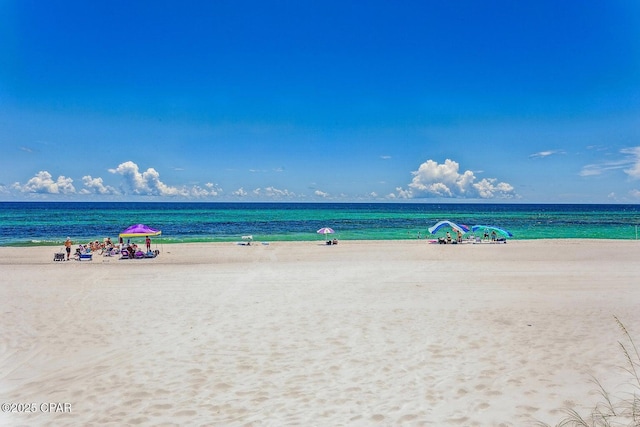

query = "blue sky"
[1,0,639,203]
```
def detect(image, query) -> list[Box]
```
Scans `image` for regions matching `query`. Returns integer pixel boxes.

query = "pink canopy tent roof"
[119,224,162,238]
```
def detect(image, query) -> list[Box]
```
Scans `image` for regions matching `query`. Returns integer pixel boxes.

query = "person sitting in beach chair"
[332,238,338,245]
[121,244,136,259]
[102,246,119,257]
[145,249,160,258]
[446,231,452,244]
[74,246,93,261]
[124,244,137,258]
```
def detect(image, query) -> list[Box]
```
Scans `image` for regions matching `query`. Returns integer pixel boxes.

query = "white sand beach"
[1,239,639,426]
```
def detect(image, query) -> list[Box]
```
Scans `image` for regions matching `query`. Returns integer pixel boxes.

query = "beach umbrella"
[472,225,513,238]
[316,227,335,236]
[119,224,162,238]
[317,227,335,244]
[427,220,470,235]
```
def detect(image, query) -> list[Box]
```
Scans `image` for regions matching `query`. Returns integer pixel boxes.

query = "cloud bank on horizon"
[6,158,521,201]
[393,159,515,200]
[6,146,640,202]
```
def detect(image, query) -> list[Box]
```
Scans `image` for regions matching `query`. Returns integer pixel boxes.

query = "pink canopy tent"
[119,224,162,238]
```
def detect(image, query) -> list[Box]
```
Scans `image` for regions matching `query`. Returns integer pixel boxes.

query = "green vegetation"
[539,317,640,427]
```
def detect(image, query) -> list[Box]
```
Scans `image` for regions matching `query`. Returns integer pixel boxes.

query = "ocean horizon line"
[2,200,640,206]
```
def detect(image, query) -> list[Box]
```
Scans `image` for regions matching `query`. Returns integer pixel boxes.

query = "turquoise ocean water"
[1,202,640,247]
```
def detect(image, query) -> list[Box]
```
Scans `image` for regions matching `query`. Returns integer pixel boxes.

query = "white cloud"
[580,159,630,177]
[204,182,222,196]
[314,190,329,198]
[233,187,248,197]
[187,186,208,197]
[579,164,605,177]
[107,161,226,198]
[474,178,515,199]
[251,186,295,198]
[396,159,516,199]
[187,184,222,198]
[529,150,565,159]
[380,155,392,160]
[11,162,227,199]
[621,147,640,179]
[263,186,295,198]
[182,182,223,198]
[579,146,640,178]
[80,175,119,195]
[109,161,184,196]
[12,171,76,194]
[246,166,285,173]
[393,186,411,199]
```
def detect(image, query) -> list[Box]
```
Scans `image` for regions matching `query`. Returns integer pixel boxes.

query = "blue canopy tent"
[471,225,513,238]
[471,225,513,243]
[428,220,470,244]
[428,220,470,235]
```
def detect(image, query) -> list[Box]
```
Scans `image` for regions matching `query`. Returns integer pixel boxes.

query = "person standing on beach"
[64,237,73,260]
[145,236,151,252]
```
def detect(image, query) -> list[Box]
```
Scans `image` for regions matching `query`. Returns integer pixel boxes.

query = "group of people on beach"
[63,236,153,260]
[121,236,158,259]
[438,229,498,244]
[444,230,464,244]
[64,237,116,260]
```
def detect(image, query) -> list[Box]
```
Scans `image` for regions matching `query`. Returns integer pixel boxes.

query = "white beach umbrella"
[316,227,335,236]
